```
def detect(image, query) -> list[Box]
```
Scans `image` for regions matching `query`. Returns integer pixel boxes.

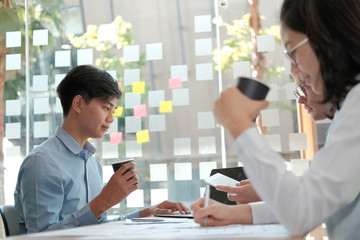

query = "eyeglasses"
[293,85,307,99]
[284,38,309,65]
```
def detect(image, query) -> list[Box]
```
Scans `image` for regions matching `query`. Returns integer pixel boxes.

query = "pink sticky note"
[110,132,123,145]
[169,77,182,89]
[118,82,123,88]
[134,104,147,118]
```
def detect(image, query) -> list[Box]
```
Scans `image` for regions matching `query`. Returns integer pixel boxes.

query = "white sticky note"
[33,29,48,46]
[102,142,119,159]
[127,190,144,208]
[194,15,211,33]
[34,121,49,138]
[6,99,21,116]
[102,165,113,183]
[233,61,251,79]
[150,164,168,181]
[285,82,297,100]
[195,38,212,56]
[123,45,139,62]
[261,109,280,127]
[149,114,166,132]
[107,118,118,134]
[174,138,191,156]
[32,75,48,91]
[289,133,307,151]
[124,92,141,109]
[107,70,117,80]
[174,162,192,181]
[151,189,168,206]
[34,98,50,114]
[266,83,279,101]
[196,63,213,81]
[98,24,116,41]
[6,31,21,48]
[172,88,189,106]
[199,161,217,180]
[5,146,21,158]
[198,136,216,155]
[55,74,66,89]
[6,54,21,70]
[55,98,63,113]
[77,48,93,65]
[125,116,141,133]
[126,140,142,158]
[146,43,163,61]
[171,65,188,82]
[290,159,309,176]
[55,50,71,67]
[198,112,215,129]
[257,35,275,52]
[6,123,21,139]
[124,69,140,86]
[148,90,165,108]
[263,134,282,152]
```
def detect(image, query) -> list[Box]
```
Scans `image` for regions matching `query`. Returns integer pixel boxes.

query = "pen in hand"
[203,184,210,227]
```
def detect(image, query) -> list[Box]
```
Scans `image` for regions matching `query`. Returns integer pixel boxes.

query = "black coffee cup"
[236,76,270,100]
[112,158,135,180]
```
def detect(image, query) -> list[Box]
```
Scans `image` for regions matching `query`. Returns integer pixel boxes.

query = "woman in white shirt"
[191,0,360,239]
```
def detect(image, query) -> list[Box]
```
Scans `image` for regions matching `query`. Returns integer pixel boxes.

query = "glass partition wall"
[1,0,307,216]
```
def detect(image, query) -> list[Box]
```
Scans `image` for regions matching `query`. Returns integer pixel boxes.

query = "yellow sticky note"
[159,101,172,113]
[136,129,149,143]
[132,81,145,93]
[113,106,123,117]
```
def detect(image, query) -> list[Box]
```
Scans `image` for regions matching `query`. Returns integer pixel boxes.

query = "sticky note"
[110,132,123,145]
[150,164,168,181]
[113,106,123,117]
[171,65,188,82]
[199,161,217,179]
[233,61,251,79]
[55,74,66,89]
[6,54,21,70]
[55,50,71,67]
[134,104,147,118]
[55,98,63,113]
[289,133,307,151]
[124,69,140,86]
[34,121,49,138]
[260,109,280,127]
[266,83,279,101]
[125,116,141,133]
[34,97,50,114]
[132,81,145,93]
[6,99,21,116]
[146,42,163,60]
[6,31,21,48]
[33,29,48,46]
[77,48,93,65]
[102,142,119,159]
[126,190,144,208]
[290,159,309,176]
[159,101,172,113]
[169,77,182,89]
[136,129,149,143]
[118,82,122,88]
[5,146,21,158]
[257,35,275,52]
[285,82,297,100]
[32,75,48,91]
[107,70,117,80]
[172,88,189,106]
[174,138,191,156]
[196,63,213,81]
[125,93,141,109]
[148,90,165,107]
[149,114,166,132]
[126,140,142,158]
[6,123,21,139]
[195,38,212,56]
[198,136,216,155]
[123,45,139,62]
[194,15,211,33]
[174,162,192,180]
[151,189,168,206]
[263,134,282,152]
[198,112,215,129]
[107,118,118,134]
[98,24,116,41]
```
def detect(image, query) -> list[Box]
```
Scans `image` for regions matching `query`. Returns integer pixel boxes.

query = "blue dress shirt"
[14,127,139,233]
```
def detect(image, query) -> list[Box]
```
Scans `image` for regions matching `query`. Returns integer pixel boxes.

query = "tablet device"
[204,173,240,188]
[154,212,193,218]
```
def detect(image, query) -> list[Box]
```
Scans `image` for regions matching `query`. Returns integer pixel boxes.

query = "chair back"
[0,205,22,236]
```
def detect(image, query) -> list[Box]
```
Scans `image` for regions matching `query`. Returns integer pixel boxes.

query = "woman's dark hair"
[280,0,360,109]
[57,65,122,116]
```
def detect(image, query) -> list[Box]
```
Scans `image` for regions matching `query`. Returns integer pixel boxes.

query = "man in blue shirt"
[14,65,190,234]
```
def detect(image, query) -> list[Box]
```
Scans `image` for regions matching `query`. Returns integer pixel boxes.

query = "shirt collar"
[55,127,96,157]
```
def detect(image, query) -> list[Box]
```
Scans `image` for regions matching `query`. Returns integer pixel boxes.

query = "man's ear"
[72,95,84,114]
